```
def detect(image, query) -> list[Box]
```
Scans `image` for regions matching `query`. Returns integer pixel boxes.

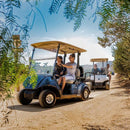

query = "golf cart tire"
[17,89,32,105]
[105,82,110,90]
[81,87,89,101]
[39,89,56,108]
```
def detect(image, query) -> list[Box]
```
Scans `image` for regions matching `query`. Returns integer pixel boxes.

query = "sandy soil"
[0,75,130,130]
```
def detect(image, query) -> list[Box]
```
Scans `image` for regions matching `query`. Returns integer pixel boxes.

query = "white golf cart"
[85,58,110,90]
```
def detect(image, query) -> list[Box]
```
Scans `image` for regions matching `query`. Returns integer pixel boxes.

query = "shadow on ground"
[8,88,110,112]
[8,97,93,112]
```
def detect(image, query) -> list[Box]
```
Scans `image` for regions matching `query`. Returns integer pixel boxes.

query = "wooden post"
[12,35,23,92]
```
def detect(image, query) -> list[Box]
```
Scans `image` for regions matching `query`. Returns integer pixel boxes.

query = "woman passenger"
[54,56,66,79]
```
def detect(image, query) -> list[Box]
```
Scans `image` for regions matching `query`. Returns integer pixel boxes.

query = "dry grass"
[116,74,130,88]
[0,94,12,127]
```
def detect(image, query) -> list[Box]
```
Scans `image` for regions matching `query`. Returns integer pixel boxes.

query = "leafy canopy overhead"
[49,0,130,31]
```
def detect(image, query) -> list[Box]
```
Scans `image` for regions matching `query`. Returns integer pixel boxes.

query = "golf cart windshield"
[85,58,109,80]
[31,48,56,75]
[90,58,108,75]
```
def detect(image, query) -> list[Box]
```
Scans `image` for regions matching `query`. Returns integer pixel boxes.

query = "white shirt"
[65,62,77,79]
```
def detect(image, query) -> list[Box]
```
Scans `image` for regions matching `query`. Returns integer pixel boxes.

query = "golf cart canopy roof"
[31,41,87,54]
[90,58,108,62]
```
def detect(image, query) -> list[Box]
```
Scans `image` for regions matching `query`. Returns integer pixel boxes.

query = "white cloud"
[80,30,85,33]
[59,36,114,65]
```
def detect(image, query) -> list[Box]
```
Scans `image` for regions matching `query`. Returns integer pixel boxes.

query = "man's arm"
[61,64,73,69]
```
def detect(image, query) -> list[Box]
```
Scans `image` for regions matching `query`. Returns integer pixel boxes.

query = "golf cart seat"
[56,77,75,84]
[66,80,74,84]
[66,69,80,84]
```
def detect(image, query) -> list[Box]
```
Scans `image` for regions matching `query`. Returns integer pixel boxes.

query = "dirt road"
[1,75,130,130]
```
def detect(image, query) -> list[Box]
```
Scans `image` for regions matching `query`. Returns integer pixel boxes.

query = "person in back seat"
[58,54,77,94]
[105,64,111,81]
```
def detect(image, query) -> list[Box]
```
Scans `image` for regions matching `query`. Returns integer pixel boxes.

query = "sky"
[2,0,114,65]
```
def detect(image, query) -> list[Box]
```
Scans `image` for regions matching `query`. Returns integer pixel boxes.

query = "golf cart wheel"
[17,89,32,105]
[39,90,56,108]
[81,88,89,101]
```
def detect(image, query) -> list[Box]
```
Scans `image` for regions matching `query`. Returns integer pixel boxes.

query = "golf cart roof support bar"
[64,53,66,64]
[53,44,60,76]
[33,57,56,61]
[29,47,35,71]
[77,52,81,68]
[102,62,104,68]
[106,60,108,74]
[92,61,96,91]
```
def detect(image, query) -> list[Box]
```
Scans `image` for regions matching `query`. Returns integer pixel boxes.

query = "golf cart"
[85,58,110,90]
[17,41,91,108]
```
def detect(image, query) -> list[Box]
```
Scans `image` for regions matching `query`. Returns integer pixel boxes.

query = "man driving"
[92,64,100,74]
